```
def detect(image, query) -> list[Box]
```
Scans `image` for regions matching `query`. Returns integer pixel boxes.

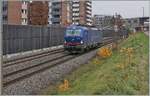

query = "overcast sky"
[92,1,149,18]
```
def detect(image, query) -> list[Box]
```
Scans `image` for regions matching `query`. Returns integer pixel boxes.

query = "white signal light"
[64,40,67,43]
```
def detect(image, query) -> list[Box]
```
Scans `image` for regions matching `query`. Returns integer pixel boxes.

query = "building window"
[22,1,27,5]
[22,9,27,14]
[22,18,27,23]
[3,6,7,11]
[134,20,137,23]
[3,16,8,21]
[22,9,24,13]
[24,10,26,14]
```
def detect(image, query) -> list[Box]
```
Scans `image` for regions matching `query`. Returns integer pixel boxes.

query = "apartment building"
[72,0,92,26]
[49,1,62,24]
[2,1,29,25]
[49,0,92,26]
[2,0,92,26]
[48,1,72,26]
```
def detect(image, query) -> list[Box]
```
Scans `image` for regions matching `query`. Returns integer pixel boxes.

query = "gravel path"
[2,49,97,95]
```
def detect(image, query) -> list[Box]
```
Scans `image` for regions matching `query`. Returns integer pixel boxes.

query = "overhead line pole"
[0,0,3,95]
[142,7,144,17]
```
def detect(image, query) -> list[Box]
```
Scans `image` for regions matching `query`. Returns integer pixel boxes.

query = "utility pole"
[0,1,3,94]
[142,7,144,17]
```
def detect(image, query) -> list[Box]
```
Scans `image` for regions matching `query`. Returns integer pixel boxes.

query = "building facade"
[93,15,114,28]
[61,0,72,26]
[21,1,28,25]
[3,0,92,26]
[48,0,92,26]
[124,17,149,32]
[2,1,29,25]
[72,0,92,26]
[48,0,72,26]
[3,1,8,24]
[28,1,49,25]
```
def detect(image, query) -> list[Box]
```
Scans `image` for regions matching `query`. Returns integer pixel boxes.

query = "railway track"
[3,52,67,76]
[3,54,76,86]
[3,48,64,67]
[3,38,114,87]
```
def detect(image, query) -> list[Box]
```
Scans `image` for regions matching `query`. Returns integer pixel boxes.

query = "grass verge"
[42,32,149,95]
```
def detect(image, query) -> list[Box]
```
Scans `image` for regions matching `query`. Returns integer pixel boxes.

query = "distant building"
[28,1,49,25]
[93,15,113,28]
[2,1,29,25]
[124,17,149,32]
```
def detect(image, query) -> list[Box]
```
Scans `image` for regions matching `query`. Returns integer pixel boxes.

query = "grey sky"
[92,1,149,18]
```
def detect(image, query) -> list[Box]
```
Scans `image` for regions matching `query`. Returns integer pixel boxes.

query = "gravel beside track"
[2,49,97,95]
[3,52,66,76]
[3,55,74,86]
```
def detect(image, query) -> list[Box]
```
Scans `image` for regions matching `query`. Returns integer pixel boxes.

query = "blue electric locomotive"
[64,25,103,53]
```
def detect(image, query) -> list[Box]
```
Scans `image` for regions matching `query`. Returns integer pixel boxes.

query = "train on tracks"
[64,25,103,53]
[64,25,129,53]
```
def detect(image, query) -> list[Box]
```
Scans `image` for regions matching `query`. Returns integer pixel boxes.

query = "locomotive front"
[64,26,84,53]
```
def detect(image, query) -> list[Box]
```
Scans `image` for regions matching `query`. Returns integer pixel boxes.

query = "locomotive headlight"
[64,40,66,44]
[80,40,83,44]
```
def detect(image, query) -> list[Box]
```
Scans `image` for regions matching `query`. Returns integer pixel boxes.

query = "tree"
[28,1,49,25]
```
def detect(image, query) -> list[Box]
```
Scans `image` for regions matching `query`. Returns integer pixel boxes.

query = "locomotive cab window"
[66,29,81,36]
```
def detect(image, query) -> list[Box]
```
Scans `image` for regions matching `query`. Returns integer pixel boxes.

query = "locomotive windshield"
[66,29,81,36]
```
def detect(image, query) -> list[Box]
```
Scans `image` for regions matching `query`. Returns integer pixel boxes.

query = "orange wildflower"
[58,79,69,92]
[97,47,112,58]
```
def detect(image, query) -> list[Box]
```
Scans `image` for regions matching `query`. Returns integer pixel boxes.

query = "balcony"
[72,13,79,17]
[72,8,79,12]
[86,10,92,15]
[21,13,28,18]
[86,18,92,22]
[86,14,92,18]
[51,11,60,15]
[3,1,8,7]
[72,3,79,7]
[72,1,80,3]
[86,1,92,6]
[86,6,92,10]
[22,4,28,9]
[51,18,60,23]
[51,5,61,9]
[2,10,7,16]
